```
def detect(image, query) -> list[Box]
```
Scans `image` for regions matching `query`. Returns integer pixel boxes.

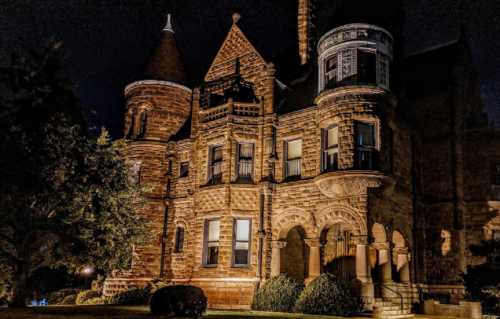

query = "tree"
[463,239,500,315]
[0,44,146,307]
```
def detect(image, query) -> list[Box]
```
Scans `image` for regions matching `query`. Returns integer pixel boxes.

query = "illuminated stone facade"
[102,5,500,316]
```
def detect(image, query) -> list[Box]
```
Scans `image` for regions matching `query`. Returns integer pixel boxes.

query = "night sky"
[1,0,499,137]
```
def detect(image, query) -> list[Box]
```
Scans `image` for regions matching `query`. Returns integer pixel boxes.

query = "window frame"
[208,145,223,185]
[321,125,339,172]
[179,161,189,178]
[354,121,377,170]
[202,218,220,267]
[174,226,185,253]
[284,138,302,179]
[232,218,252,267]
[236,142,254,181]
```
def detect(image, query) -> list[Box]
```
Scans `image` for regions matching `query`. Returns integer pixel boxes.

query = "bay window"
[209,145,223,184]
[233,218,251,266]
[237,143,254,181]
[285,139,302,179]
[203,219,220,266]
[322,125,339,172]
[355,122,376,170]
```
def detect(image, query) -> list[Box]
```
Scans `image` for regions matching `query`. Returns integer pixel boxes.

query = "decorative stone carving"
[314,204,367,236]
[314,171,393,199]
[272,207,318,239]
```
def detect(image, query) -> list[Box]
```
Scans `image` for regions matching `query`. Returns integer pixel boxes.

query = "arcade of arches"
[271,220,411,298]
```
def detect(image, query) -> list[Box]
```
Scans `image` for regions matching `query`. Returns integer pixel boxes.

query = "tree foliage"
[463,239,500,315]
[0,43,146,307]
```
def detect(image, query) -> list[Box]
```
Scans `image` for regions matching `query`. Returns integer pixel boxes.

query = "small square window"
[179,162,189,178]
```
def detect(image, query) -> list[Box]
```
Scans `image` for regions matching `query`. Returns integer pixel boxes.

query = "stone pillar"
[396,248,410,283]
[355,235,374,309]
[271,240,286,277]
[376,243,392,283]
[304,238,322,283]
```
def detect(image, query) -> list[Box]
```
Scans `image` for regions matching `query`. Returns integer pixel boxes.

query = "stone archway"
[281,226,308,281]
[321,223,356,281]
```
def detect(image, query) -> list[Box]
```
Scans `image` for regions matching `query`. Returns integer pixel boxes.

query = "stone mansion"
[103,1,500,315]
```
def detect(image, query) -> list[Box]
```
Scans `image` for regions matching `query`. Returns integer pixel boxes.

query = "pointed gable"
[205,16,268,82]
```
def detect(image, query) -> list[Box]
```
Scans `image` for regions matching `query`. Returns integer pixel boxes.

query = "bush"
[61,294,77,305]
[150,285,207,318]
[46,288,81,305]
[76,290,100,305]
[294,273,362,316]
[252,275,303,312]
[108,287,150,305]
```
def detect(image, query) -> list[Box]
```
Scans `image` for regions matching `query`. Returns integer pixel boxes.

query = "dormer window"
[322,125,339,172]
[355,122,377,170]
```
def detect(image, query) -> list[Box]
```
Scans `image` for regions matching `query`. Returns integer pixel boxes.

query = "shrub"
[46,288,81,305]
[76,289,100,305]
[294,273,362,316]
[61,294,77,305]
[150,285,207,318]
[252,274,303,312]
[85,296,108,305]
[108,287,150,305]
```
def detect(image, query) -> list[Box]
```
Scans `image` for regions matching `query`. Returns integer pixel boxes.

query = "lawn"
[0,305,360,319]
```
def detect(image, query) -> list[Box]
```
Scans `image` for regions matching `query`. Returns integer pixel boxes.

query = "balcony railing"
[199,101,261,123]
[285,158,301,179]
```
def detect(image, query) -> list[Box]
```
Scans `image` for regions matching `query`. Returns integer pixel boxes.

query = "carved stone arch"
[372,223,387,243]
[315,204,367,236]
[272,207,318,240]
[391,230,407,249]
[174,217,189,233]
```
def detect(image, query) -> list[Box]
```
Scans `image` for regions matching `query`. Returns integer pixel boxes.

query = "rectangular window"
[237,143,254,181]
[204,219,220,266]
[209,145,223,184]
[179,162,189,178]
[325,54,338,89]
[285,139,302,179]
[233,219,251,266]
[355,122,376,170]
[322,125,339,172]
[493,163,500,186]
[357,49,377,84]
[174,227,185,253]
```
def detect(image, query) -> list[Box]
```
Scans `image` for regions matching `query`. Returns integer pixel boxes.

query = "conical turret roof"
[144,14,187,84]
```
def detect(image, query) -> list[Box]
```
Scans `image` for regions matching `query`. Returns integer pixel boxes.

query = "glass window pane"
[207,246,218,264]
[287,139,302,159]
[357,123,374,146]
[208,220,220,241]
[239,143,253,158]
[235,242,249,250]
[234,249,248,265]
[236,219,250,241]
[327,126,338,147]
[212,146,222,161]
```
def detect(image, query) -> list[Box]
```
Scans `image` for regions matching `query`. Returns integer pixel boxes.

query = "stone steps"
[373,298,414,319]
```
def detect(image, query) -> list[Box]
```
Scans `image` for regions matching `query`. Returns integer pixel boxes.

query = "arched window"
[174,226,185,253]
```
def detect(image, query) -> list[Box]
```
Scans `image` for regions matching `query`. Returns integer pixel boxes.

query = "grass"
[0,305,361,319]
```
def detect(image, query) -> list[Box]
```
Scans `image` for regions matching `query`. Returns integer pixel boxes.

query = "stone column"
[376,243,392,283]
[355,235,374,309]
[304,238,322,283]
[395,248,410,283]
[271,240,287,277]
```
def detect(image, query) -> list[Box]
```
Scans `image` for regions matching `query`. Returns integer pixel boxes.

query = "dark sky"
[1,0,499,137]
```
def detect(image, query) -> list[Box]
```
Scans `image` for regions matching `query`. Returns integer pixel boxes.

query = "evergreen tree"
[0,44,146,307]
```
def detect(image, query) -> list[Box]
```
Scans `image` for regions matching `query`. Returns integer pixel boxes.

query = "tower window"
[357,49,377,84]
[179,162,189,178]
[174,227,185,253]
[322,125,339,172]
[233,218,251,266]
[285,139,302,179]
[208,145,223,184]
[325,54,338,89]
[355,122,377,170]
[237,143,254,181]
[203,219,220,266]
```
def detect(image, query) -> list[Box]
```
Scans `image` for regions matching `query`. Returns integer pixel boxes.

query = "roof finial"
[232,12,241,24]
[163,13,174,33]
